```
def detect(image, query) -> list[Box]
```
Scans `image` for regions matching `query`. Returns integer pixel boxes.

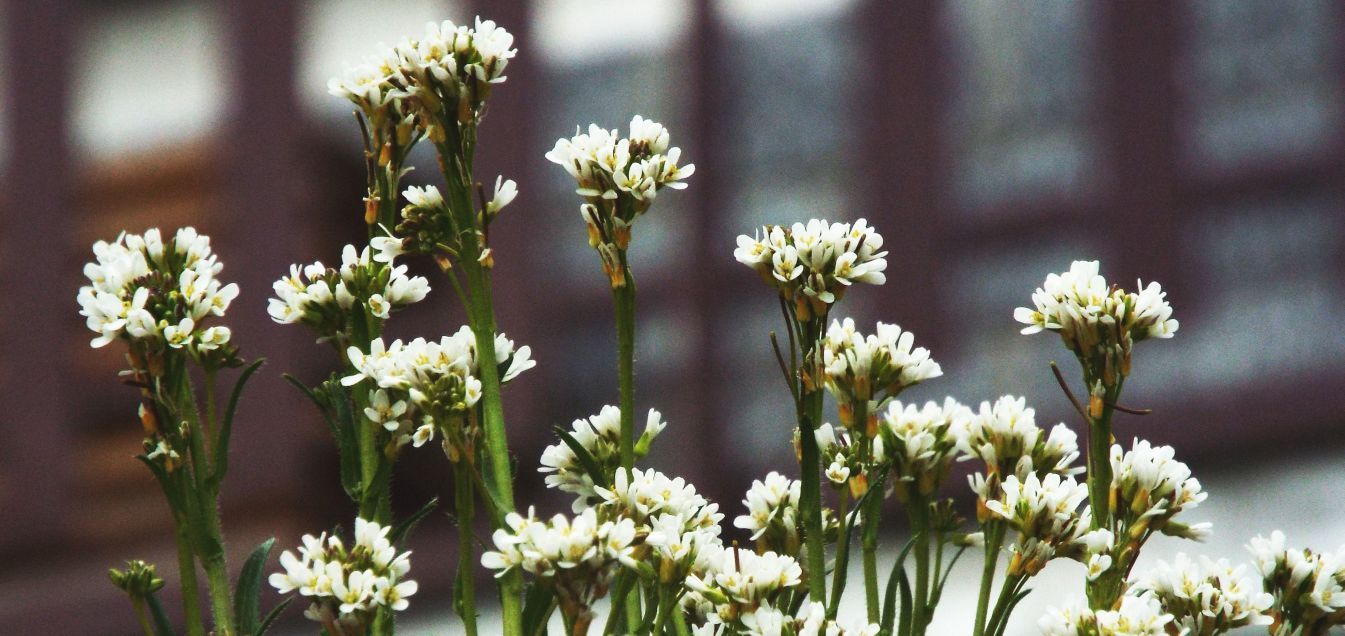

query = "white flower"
[270,517,416,624]
[1040,595,1174,636]
[1110,438,1207,536]
[1132,552,1273,633]
[984,472,1095,576]
[733,472,801,544]
[78,228,237,354]
[822,318,941,412]
[736,219,887,319]
[958,395,1082,505]
[1016,261,1178,383]
[269,244,429,342]
[486,176,517,215]
[879,398,969,497]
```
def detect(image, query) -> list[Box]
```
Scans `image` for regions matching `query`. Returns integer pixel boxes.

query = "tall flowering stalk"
[545,115,694,628]
[1016,260,1179,609]
[735,219,887,604]
[820,318,941,621]
[79,228,278,636]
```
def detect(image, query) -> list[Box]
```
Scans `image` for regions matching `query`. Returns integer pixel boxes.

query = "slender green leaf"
[389,497,439,546]
[282,373,325,411]
[991,587,1032,636]
[930,545,969,608]
[143,591,175,636]
[880,535,917,636]
[603,571,637,635]
[234,537,276,634]
[257,596,294,635]
[828,483,879,618]
[522,582,557,636]
[214,358,265,484]
[553,425,608,489]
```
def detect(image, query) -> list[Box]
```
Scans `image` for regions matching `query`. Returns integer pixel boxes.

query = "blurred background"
[3,0,1344,633]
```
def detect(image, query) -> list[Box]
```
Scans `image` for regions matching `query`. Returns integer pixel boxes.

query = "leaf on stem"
[214,358,266,485]
[256,596,294,635]
[234,537,276,634]
[553,425,609,490]
[880,535,917,636]
[390,497,440,546]
[521,582,557,636]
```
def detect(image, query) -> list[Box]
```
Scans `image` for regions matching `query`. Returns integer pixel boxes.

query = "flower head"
[736,219,887,320]
[270,517,416,630]
[822,318,941,430]
[732,472,802,554]
[78,228,239,365]
[1131,552,1273,634]
[879,398,970,500]
[268,244,429,345]
[539,406,666,510]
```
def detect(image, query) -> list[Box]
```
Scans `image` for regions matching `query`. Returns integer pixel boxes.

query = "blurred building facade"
[1,0,1343,633]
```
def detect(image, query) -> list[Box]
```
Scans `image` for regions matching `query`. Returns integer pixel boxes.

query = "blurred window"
[1180,0,1342,174]
[945,0,1099,214]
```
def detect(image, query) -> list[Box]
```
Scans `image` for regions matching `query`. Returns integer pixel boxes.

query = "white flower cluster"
[1130,553,1272,634]
[339,328,534,448]
[545,116,694,287]
[1109,439,1209,541]
[268,244,429,343]
[1039,594,1174,636]
[329,18,516,120]
[1015,260,1178,385]
[1246,531,1345,633]
[392,183,517,262]
[959,396,1081,480]
[79,227,238,355]
[735,219,887,320]
[684,545,804,625]
[270,518,418,629]
[595,467,724,533]
[959,396,1082,510]
[878,398,970,501]
[733,472,802,554]
[821,318,942,425]
[985,472,1112,578]
[690,600,879,636]
[815,423,875,491]
[538,405,667,509]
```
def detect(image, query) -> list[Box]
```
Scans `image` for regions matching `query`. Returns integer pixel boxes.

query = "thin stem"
[453,459,480,636]
[173,512,206,636]
[984,573,1027,636]
[132,599,155,636]
[973,521,1006,636]
[177,368,234,636]
[862,491,882,624]
[908,497,932,635]
[798,316,827,603]
[829,487,851,614]
[613,267,637,469]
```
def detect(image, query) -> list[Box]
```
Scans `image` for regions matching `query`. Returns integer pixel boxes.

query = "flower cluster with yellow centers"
[683,544,804,626]
[814,422,883,497]
[821,317,942,434]
[733,472,802,555]
[877,398,970,502]
[1246,531,1345,634]
[984,472,1113,578]
[958,395,1082,517]
[268,244,429,345]
[79,227,239,362]
[1130,553,1273,634]
[734,219,887,321]
[1014,260,1178,404]
[330,18,516,136]
[545,116,695,288]
[270,518,417,632]
[1039,594,1175,636]
[538,405,667,510]
[1108,439,1210,543]
[339,327,534,450]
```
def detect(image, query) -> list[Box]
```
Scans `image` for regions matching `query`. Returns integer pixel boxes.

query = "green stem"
[790,317,823,599]
[908,497,932,635]
[973,521,1006,636]
[984,572,1026,636]
[613,269,637,469]
[453,459,480,636]
[173,513,206,636]
[1084,380,1123,611]
[132,598,155,636]
[178,369,234,636]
